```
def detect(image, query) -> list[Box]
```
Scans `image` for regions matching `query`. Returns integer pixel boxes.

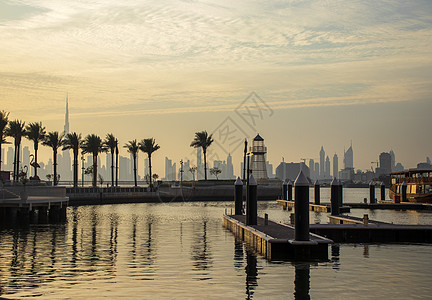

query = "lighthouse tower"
[250,134,268,182]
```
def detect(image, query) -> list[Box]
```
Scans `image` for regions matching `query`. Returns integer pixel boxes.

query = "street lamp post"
[81,155,85,187]
[180,159,184,187]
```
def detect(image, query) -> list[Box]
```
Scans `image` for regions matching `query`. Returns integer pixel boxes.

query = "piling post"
[246,175,257,226]
[234,177,243,215]
[401,181,407,202]
[338,179,343,208]
[288,180,293,201]
[282,180,287,200]
[369,181,376,204]
[331,178,340,216]
[314,180,320,205]
[294,171,309,241]
[380,182,386,201]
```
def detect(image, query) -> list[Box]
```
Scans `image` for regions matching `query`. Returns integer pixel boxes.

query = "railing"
[66,186,148,194]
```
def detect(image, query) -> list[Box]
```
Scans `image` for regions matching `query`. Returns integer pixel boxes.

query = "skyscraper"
[344,142,354,169]
[59,95,72,181]
[309,159,315,180]
[333,153,338,179]
[320,146,325,179]
[325,155,330,178]
[226,153,234,179]
[389,149,395,172]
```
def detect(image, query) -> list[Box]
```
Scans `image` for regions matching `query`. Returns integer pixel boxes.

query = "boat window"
[417,185,423,193]
[425,185,432,193]
[410,185,416,194]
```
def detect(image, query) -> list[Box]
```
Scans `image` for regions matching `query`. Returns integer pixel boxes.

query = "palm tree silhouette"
[81,134,106,187]
[139,138,160,191]
[63,132,83,187]
[0,111,10,173]
[103,133,117,187]
[5,120,26,181]
[124,139,139,186]
[25,122,46,179]
[190,131,213,181]
[42,131,64,186]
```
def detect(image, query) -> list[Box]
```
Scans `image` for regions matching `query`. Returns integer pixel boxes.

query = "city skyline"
[1,0,431,178]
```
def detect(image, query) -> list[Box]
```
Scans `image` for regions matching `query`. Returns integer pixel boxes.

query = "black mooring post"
[401,181,407,202]
[282,180,287,200]
[338,179,343,208]
[314,180,320,205]
[380,182,386,201]
[234,177,243,215]
[369,181,376,204]
[331,178,340,216]
[294,171,309,241]
[288,180,293,201]
[246,175,257,225]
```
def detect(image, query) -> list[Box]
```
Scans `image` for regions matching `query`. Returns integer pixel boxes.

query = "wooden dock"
[276,200,351,213]
[345,202,432,211]
[223,215,332,260]
[310,223,432,243]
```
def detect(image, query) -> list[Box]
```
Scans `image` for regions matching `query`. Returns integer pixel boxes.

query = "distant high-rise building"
[325,156,330,178]
[333,153,338,179]
[320,146,325,179]
[22,146,30,174]
[250,134,268,181]
[59,95,72,180]
[144,158,149,177]
[379,152,392,174]
[314,162,319,180]
[344,142,354,169]
[165,157,176,180]
[427,157,431,165]
[389,149,395,172]
[6,147,13,171]
[119,156,130,181]
[227,153,234,179]
[0,148,4,170]
[309,159,315,180]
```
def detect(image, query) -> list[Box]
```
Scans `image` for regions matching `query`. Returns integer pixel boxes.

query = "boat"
[389,169,432,203]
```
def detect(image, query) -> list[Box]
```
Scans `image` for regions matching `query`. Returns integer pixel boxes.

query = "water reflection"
[363,245,369,258]
[191,219,213,273]
[245,250,258,299]
[234,239,244,269]
[331,244,340,270]
[294,263,311,300]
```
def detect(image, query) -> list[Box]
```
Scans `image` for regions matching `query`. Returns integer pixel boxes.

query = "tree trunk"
[148,154,152,191]
[16,142,21,181]
[93,154,97,187]
[203,149,207,181]
[133,154,137,186]
[115,151,118,186]
[13,143,17,181]
[73,150,78,187]
[34,144,38,178]
[111,149,114,187]
[53,149,57,186]
[0,142,2,172]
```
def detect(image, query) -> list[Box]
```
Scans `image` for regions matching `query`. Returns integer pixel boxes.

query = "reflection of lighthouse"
[250,134,268,182]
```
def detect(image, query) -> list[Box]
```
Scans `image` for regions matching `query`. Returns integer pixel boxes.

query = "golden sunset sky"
[1,0,431,177]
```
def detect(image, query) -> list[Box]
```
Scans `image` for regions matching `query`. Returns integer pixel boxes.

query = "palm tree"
[103,133,117,187]
[5,120,26,181]
[190,131,213,180]
[42,131,64,186]
[63,132,82,187]
[81,134,106,187]
[25,122,46,179]
[0,111,10,173]
[139,138,160,191]
[124,139,139,186]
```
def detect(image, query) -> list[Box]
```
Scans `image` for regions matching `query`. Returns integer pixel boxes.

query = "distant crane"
[371,161,378,172]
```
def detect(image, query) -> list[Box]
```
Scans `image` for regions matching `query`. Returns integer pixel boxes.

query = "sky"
[1,0,431,178]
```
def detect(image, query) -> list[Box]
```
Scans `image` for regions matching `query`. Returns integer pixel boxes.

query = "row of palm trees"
[1,110,215,188]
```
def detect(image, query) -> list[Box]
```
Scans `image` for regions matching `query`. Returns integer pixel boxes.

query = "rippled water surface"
[0,188,431,299]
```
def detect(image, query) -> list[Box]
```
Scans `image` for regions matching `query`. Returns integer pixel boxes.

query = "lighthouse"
[250,134,268,182]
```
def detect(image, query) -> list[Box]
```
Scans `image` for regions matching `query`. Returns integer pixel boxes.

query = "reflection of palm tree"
[63,132,83,188]
[124,140,139,186]
[42,131,64,186]
[139,138,160,191]
[103,134,117,187]
[0,111,10,173]
[81,134,106,187]
[245,250,258,299]
[190,131,213,180]
[25,122,46,179]
[191,220,213,271]
[6,120,26,181]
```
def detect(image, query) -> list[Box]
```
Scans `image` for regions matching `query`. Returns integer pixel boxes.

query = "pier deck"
[223,215,332,260]
[276,200,351,213]
[310,223,432,243]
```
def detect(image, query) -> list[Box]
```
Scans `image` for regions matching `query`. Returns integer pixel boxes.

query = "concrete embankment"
[66,185,282,206]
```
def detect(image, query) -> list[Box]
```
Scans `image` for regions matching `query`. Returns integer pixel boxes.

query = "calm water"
[0,188,431,299]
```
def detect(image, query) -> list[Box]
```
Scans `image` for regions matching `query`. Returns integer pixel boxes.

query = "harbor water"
[0,188,431,299]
